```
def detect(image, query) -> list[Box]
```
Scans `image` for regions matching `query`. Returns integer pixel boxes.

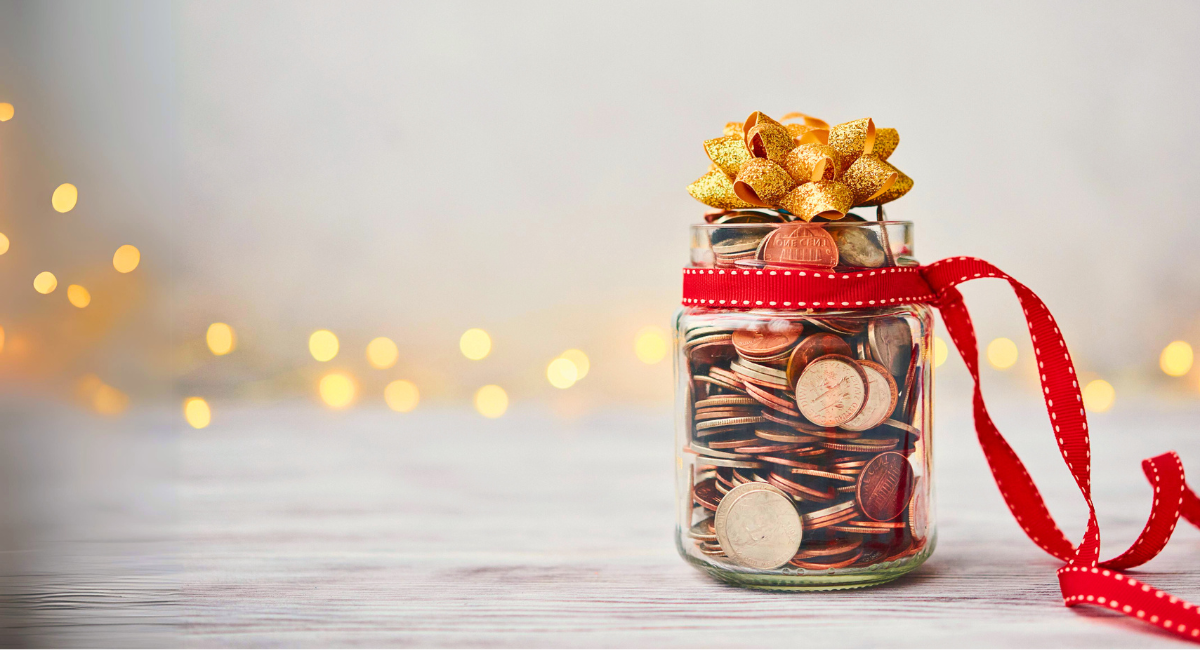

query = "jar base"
[683,535,935,591]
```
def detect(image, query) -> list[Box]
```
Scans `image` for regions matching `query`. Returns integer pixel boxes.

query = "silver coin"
[689,517,718,541]
[831,226,887,268]
[714,482,803,570]
[868,318,912,378]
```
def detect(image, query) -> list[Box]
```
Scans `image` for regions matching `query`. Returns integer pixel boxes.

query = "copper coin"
[792,538,863,559]
[786,467,857,483]
[732,328,800,359]
[787,333,853,387]
[734,442,803,454]
[840,360,898,432]
[759,223,838,269]
[754,428,821,444]
[707,437,760,450]
[769,473,838,501]
[855,451,915,522]
[790,549,864,570]
[794,355,868,427]
[824,441,899,453]
[744,382,802,417]
[693,478,723,511]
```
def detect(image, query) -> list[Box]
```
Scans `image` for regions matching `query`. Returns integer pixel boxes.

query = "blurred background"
[1,0,1200,644]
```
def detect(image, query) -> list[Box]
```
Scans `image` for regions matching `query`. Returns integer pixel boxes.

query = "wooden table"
[1,399,1197,647]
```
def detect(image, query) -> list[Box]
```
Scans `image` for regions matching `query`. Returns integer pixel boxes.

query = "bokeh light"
[547,357,578,389]
[1159,341,1193,377]
[384,379,419,412]
[1082,379,1115,413]
[206,322,236,356]
[113,244,141,273]
[319,372,356,408]
[0,102,13,121]
[634,326,668,364]
[460,328,491,360]
[474,384,508,418]
[933,336,948,368]
[986,337,1018,370]
[309,329,339,361]
[366,336,399,369]
[560,349,589,379]
[92,384,129,415]
[184,397,212,429]
[0,325,5,353]
[51,183,78,213]
[33,271,57,294]
[66,284,91,308]
[0,232,9,255]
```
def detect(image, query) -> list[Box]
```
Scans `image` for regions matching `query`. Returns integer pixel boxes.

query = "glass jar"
[674,213,935,590]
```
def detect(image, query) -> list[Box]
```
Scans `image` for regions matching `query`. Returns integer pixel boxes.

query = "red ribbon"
[682,256,1200,642]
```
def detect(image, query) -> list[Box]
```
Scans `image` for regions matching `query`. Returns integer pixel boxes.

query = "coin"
[754,428,821,444]
[786,333,853,387]
[830,224,887,268]
[685,444,752,460]
[855,451,915,522]
[868,318,912,378]
[714,482,804,570]
[706,437,760,450]
[759,223,839,269]
[695,396,757,409]
[790,549,864,570]
[743,382,801,416]
[693,477,723,511]
[688,517,718,541]
[696,416,765,430]
[840,360,898,432]
[732,328,800,359]
[700,457,764,469]
[794,355,868,427]
[768,472,838,501]
[801,499,857,522]
[823,441,899,453]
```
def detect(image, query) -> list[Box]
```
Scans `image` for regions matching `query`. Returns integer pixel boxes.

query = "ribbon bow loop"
[689,111,914,220]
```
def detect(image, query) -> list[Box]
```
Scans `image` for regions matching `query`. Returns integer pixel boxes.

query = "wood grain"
[1,399,1198,647]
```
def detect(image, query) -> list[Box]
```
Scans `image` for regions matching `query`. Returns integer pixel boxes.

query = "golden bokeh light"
[1082,379,1115,413]
[460,328,492,360]
[0,232,8,255]
[560,349,590,380]
[986,337,1018,370]
[0,325,5,354]
[67,284,91,308]
[113,244,141,273]
[546,357,578,389]
[0,103,13,121]
[635,326,668,364]
[933,336,949,368]
[33,271,57,294]
[51,183,78,213]
[93,384,129,415]
[184,397,212,429]
[384,379,420,412]
[309,329,339,361]
[474,384,508,418]
[1159,341,1193,377]
[206,322,236,356]
[319,372,356,408]
[366,337,399,369]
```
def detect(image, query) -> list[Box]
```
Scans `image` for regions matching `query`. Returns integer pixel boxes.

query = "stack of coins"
[683,311,928,571]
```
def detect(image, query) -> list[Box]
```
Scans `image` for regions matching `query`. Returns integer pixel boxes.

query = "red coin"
[732,328,800,359]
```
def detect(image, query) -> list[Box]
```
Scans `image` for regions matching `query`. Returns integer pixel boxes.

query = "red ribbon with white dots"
[682,256,1200,642]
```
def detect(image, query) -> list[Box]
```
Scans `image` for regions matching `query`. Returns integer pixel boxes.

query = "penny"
[787,333,853,387]
[757,456,823,469]
[743,382,802,416]
[823,441,899,453]
[694,375,745,393]
[693,478,723,511]
[794,355,868,427]
[695,407,759,420]
[839,360,898,432]
[706,437,760,450]
[732,328,800,359]
[790,549,864,570]
[868,317,912,378]
[828,525,899,534]
[759,223,839,270]
[792,538,862,559]
[685,444,752,460]
[855,451,915,522]
[769,473,838,501]
[754,428,821,444]
[786,467,858,483]
[714,482,804,570]
[733,443,802,454]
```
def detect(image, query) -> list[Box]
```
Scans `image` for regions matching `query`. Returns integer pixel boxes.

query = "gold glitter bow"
[687,111,913,221]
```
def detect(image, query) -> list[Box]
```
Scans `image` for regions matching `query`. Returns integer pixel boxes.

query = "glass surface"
[674,216,935,590]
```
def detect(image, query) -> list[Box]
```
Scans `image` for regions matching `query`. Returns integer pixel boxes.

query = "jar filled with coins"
[674,212,935,589]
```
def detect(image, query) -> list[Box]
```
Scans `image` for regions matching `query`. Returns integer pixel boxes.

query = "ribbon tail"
[923,257,1200,644]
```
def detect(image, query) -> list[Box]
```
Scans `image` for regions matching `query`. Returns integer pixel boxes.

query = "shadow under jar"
[674,214,935,590]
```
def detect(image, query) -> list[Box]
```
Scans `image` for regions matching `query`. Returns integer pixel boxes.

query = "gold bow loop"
[688,111,913,220]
